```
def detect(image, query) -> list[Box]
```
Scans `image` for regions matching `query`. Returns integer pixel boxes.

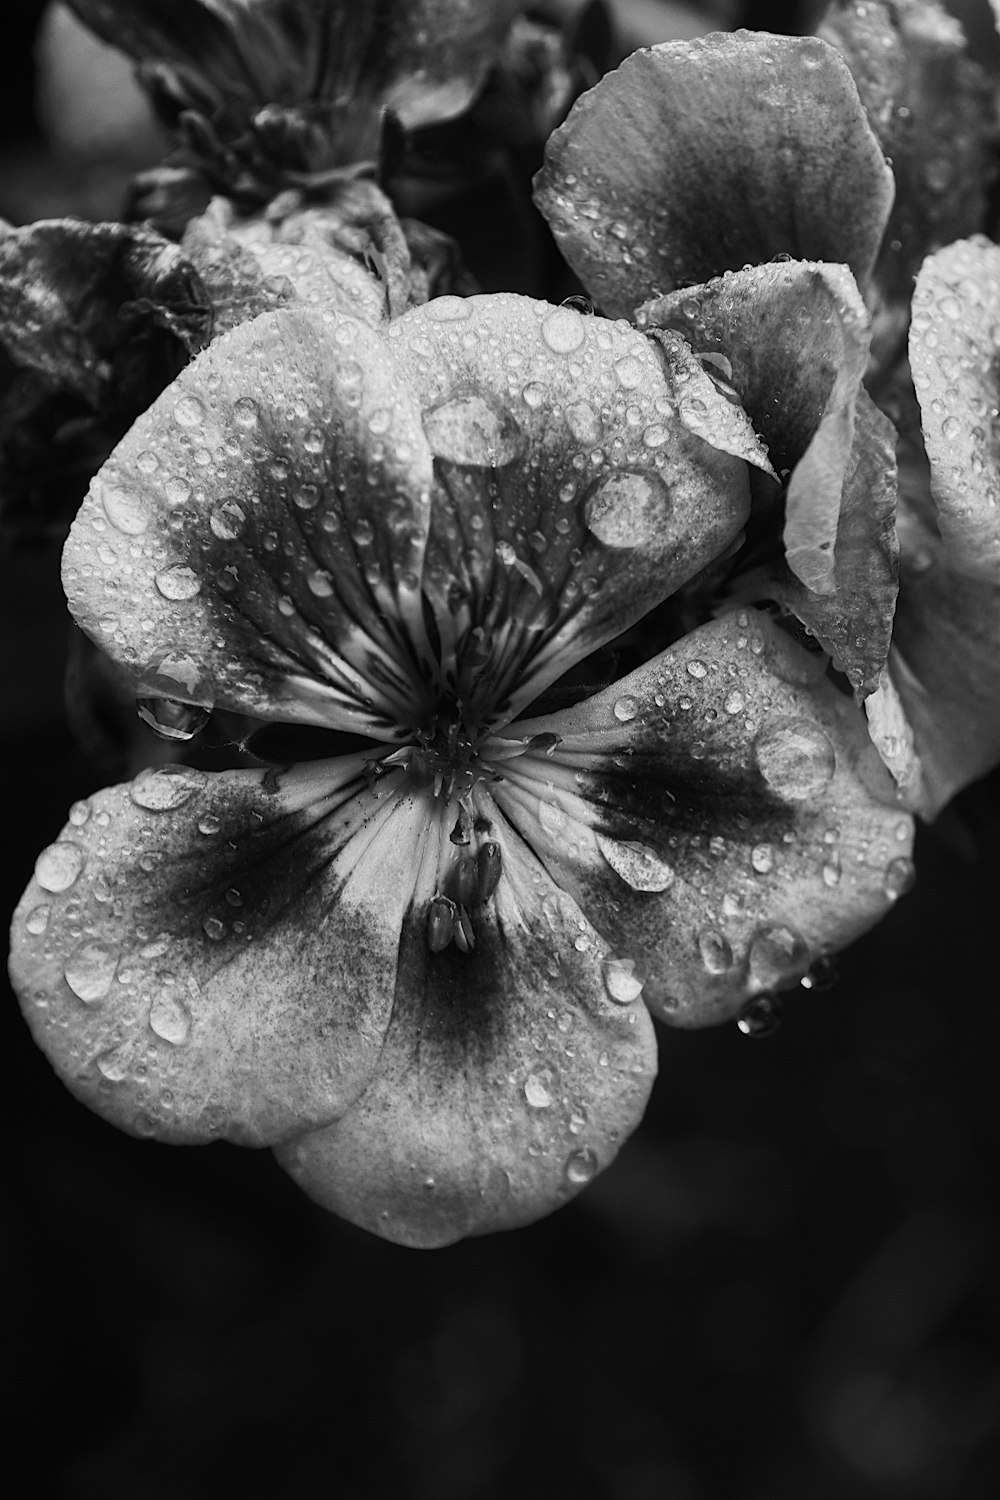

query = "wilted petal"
[819,0,996,315]
[533,32,894,319]
[488,609,913,1027]
[385,293,757,722]
[63,308,437,739]
[909,237,1000,582]
[276,807,657,1248]
[640,263,899,694]
[8,755,431,1146]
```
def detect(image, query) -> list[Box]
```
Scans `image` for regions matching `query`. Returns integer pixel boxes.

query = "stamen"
[427,896,455,953]
[453,905,476,953]
[452,853,480,908]
[477,842,503,902]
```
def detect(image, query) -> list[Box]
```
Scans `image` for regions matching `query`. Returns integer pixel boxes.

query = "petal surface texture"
[489,610,914,1027]
[63,295,753,737]
[10,757,431,1146]
[276,813,657,1249]
[533,32,894,319]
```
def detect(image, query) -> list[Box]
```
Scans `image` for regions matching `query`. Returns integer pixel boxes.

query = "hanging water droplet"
[99,482,149,535]
[524,1063,558,1109]
[148,986,191,1045]
[129,764,206,811]
[209,498,246,540]
[155,564,202,601]
[584,468,673,548]
[136,648,214,742]
[748,923,810,987]
[596,834,674,892]
[173,394,204,428]
[564,1146,598,1185]
[24,903,51,936]
[35,841,85,893]
[754,717,836,801]
[883,856,916,900]
[613,695,638,723]
[64,939,119,1002]
[698,929,733,975]
[541,306,585,353]
[737,993,783,1037]
[423,392,526,467]
[601,956,644,1003]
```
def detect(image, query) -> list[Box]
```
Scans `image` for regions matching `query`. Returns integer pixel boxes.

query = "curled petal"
[909,237,1000,581]
[533,32,894,318]
[8,755,433,1146]
[276,807,657,1248]
[63,308,437,739]
[819,0,997,314]
[385,293,756,722]
[488,609,913,1027]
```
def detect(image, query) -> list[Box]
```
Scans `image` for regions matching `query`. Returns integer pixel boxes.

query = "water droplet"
[308,569,334,597]
[524,1063,558,1109]
[148,986,191,1045]
[565,400,602,444]
[198,813,221,836]
[427,295,469,321]
[155,564,202,601]
[737,993,783,1037]
[541,306,585,353]
[522,381,546,409]
[35,841,85,893]
[64,939,119,1002]
[602,956,644,1003]
[210,498,246,540]
[613,695,638,723]
[95,1047,129,1083]
[173,394,204,428]
[233,396,259,427]
[750,843,774,874]
[68,800,91,826]
[754,717,836,801]
[423,392,526,467]
[698,929,733,975]
[202,916,226,941]
[884,856,915,900]
[597,834,674,892]
[614,354,645,389]
[564,1146,598,1185]
[584,468,673,548]
[822,854,841,887]
[136,648,214,741]
[748,923,810,987]
[686,659,708,680]
[129,764,206,811]
[100,483,149,535]
[539,800,569,838]
[25,903,51,935]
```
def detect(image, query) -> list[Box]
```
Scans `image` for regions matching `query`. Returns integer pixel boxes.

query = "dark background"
[4,4,1000,1498]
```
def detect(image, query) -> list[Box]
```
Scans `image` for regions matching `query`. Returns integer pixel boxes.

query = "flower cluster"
[7,0,1000,1245]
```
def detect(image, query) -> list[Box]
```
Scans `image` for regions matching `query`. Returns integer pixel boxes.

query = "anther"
[477,842,503,902]
[427,896,454,953]
[452,853,480,908]
[453,905,476,953]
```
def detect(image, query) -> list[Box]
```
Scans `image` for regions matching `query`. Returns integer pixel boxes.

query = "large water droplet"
[596,834,674,892]
[423,392,526,467]
[100,483,149,535]
[754,717,836,801]
[541,306,585,353]
[584,469,673,548]
[565,400,602,444]
[737,993,783,1037]
[136,649,214,741]
[95,1047,129,1083]
[613,695,638,723]
[564,1146,598,1185]
[233,396,260,427]
[64,939,119,1002]
[129,764,206,811]
[209,498,247,540]
[155,564,202,601]
[602,956,644,1003]
[24,903,51,936]
[748,923,810,988]
[614,354,645,389]
[174,394,205,428]
[35,841,85,893]
[698,929,733,975]
[524,1063,558,1109]
[148,986,191,1045]
[884,856,916,900]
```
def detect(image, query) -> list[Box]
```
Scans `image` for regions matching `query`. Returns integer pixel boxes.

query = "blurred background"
[4,4,1000,1497]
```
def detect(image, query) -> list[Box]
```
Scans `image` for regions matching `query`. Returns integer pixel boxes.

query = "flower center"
[408,699,485,802]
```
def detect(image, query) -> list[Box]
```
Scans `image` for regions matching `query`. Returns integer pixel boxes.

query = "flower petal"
[819,0,996,318]
[384,292,755,722]
[63,308,437,739]
[909,236,1000,581]
[8,754,429,1146]
[533,32,894,319]
[487,609,913,1027]
[275,806,657,1248]
[638,264,899,694]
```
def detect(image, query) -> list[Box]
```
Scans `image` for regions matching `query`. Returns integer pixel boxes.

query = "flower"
[532,7,1000,819]
[10,291,912,1245]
